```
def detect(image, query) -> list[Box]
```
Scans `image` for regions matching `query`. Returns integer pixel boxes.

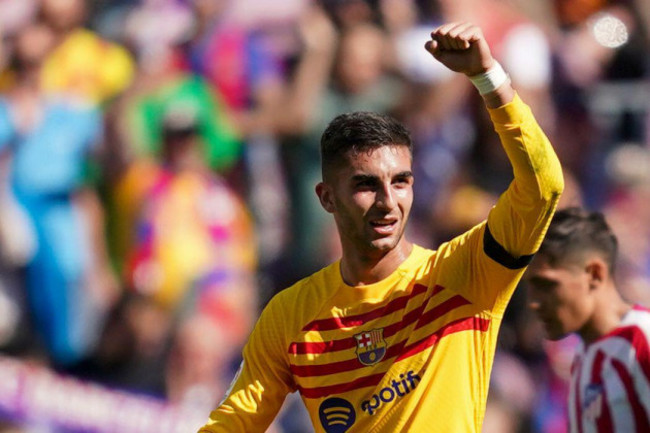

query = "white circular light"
[592,14,629,48]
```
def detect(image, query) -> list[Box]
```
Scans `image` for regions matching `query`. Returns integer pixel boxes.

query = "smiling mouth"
[370,220,398,234]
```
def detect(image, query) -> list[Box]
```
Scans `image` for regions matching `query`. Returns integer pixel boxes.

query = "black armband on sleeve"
[483,224,534,269]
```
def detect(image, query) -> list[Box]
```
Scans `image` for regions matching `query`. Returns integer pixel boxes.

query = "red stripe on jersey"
[290,340,408,377]
[432,285,445,296]
[289,304,427,355]
[591,350,613,433]
[571,357,580,376]
[288,339,349,355]
[611,357,650,433]
[414,295,471,331]
[297,372,386,399]
[288,291,469,355]
[573,357,584,433]
[291,316,487,376]
[607,326,650,382]
[301,284,429,332]
[396,316,490,362]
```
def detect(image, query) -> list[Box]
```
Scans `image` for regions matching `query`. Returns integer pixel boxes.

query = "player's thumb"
[424,40,437,54]
[424,40,443,61]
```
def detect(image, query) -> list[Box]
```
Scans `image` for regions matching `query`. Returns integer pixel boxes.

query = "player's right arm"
[198,297,295,433]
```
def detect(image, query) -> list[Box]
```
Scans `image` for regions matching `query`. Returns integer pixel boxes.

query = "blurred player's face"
[41,0,86,31]
[14,24,55,70]
[525,257,595,340]
[317,145,413,257]
[336,25,384,94]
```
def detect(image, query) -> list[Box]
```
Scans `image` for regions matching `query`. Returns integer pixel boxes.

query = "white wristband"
[469,62,510,95]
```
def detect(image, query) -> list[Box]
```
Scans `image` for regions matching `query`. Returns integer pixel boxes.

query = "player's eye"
[354,178,377,190]
[393,175,413,187]
[529,278,558,292]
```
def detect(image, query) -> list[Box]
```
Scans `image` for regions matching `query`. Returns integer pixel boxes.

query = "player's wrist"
[468,61,510,95]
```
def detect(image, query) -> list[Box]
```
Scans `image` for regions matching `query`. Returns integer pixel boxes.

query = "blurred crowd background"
[0,0,648,432]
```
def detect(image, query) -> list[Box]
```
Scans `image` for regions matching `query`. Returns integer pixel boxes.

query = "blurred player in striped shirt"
[527,207,650,432]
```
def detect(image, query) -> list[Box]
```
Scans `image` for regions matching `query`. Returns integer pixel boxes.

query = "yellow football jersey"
[199,94,564,432]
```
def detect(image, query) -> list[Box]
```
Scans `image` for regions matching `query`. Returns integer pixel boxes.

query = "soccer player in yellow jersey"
[199,22,564,433]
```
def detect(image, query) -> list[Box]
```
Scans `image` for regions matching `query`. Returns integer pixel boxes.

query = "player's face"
[318,145,414,256]
[525,257,595,340]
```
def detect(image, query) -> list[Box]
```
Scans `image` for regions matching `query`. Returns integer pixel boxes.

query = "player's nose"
[375,184,396,210]
[528,300,541,311]
[526,290,541,311]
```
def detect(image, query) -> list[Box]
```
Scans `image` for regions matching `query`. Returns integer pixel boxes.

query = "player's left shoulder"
[610,305,650,346]
[623,305,650,328]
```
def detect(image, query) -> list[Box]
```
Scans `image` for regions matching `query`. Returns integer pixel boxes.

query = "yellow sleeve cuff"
[487,93,531,126]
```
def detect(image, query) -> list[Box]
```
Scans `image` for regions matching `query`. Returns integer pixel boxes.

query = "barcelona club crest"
[354,328,387,366]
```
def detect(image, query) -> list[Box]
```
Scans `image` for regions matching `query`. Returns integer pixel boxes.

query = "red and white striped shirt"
[569,305,650,433]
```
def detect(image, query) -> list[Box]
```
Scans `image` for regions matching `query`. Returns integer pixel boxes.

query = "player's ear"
[316,182,335,213]
[585,257,608,290]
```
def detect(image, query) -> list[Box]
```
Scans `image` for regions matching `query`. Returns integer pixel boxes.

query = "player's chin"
[369,236,399,251]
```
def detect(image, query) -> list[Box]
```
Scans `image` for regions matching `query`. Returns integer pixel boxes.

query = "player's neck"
[340,241,413,287]
[580,287,632,345]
